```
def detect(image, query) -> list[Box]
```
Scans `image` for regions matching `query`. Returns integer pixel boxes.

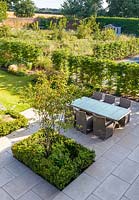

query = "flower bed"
[0,110,28,136]
[12,131,95,190]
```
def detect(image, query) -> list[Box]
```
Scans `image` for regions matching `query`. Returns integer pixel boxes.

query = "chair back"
[120,97,131,109]
[92,92,103,100]
[93,114,106,131]
[104,94,115,104]
[75,110,86,126]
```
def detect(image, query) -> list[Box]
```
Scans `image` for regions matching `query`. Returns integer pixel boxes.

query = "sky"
[33,0,107,9]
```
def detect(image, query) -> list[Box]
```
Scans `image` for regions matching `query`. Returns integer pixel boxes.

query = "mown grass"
[0,70,32,112]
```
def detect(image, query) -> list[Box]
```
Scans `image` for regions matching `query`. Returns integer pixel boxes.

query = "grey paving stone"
[18,191,42,200]
[125,176,139,200]
[0,168,15,187]
[112,158,139,184]
[128,146,139,163]
[120,197,129,200]
[85,157,117,182]
[86,194,101,200]
[5,160,29,177]
[53,192,72,200]
[0,151,15,169]
[94,175,130,200]
[3,170,42,199]
[103,144,131,164]
[63,173,99,200]
[0,188,13,200]
[32,180,59,200]
[116,133,139,150]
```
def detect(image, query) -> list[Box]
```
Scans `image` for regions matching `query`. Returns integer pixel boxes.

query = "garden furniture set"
[71,92,131,140]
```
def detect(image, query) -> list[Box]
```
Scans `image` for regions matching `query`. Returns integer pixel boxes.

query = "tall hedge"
[0,39,42,67]
[52,52,139,96]
[96,17,139,36]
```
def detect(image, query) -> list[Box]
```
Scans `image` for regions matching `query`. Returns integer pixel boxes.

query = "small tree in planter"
[25,69,82,156]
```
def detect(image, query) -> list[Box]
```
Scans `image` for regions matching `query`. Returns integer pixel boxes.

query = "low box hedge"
[12,130,95,190]
[0,110,28,136]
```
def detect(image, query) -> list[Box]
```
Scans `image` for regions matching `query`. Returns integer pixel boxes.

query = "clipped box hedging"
[0,110,28,136]
[12,131,95,190]
[52,52,139,96]
[0,39,42,67]
[96,17,139,36]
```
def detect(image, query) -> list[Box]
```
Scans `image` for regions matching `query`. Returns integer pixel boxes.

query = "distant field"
[7,11,62,18]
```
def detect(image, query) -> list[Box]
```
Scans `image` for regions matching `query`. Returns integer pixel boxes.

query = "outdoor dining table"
[71,96,131,121]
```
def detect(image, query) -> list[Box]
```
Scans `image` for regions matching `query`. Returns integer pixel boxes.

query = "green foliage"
[14,0,35,17]
[96,17,139,36]
[0,1,7,22]
[0,25,10,38]
[106,0,139,17]
[52,53,139,96]
[0,39,42,67]
[0,110,28,136]
[12,130,95,190]
[23,70,83,154]
[61,0,102,18]
[76,17,100,39]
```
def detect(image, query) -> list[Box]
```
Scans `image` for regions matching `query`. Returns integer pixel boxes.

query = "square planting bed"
[0,110,28,136]
[12,131,95,190]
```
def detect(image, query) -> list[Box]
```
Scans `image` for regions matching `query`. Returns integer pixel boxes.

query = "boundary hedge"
[96,17,139,36]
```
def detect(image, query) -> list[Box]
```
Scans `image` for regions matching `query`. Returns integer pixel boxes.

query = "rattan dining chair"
[91,91,103,100]
[93,114,115,140]
[104,94,116,104]
[118,97,131,126]
[75,110,93,134]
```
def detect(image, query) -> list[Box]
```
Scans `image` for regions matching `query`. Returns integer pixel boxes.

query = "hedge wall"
[96,17,139,36]
[0,39,42,67]
[52,52,139,96]
[12,131,95,190]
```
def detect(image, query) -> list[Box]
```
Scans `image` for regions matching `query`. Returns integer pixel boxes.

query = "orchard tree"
[0,1,7,21]
[106,0,139,17]
[61,0,103,18]
[14,0,35,17]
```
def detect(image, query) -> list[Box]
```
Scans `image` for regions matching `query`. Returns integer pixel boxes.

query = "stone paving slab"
[0,102,139,200]
[94,175,130,200]
[63,173,99,200]
[125,176,139,200]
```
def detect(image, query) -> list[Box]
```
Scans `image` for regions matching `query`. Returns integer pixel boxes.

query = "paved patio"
[0,102,139,200]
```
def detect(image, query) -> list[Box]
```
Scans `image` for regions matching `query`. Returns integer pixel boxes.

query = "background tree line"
[1,0,139,21]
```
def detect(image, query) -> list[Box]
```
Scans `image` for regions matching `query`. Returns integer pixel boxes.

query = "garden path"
[0,102,139,200]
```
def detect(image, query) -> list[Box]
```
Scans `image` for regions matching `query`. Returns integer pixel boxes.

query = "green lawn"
[0,70,32,112]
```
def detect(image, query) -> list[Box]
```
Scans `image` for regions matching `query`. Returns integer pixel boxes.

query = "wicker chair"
[75,110,93,134]
[118,97,131,126]
[93,114,115,140]
[104,94,116,104]
[91,91,103,100]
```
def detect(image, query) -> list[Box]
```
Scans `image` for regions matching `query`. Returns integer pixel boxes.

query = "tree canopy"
[61,0,103,18]
[0,1,7,22]
[14,0,35,17]
[106,0,139,17]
